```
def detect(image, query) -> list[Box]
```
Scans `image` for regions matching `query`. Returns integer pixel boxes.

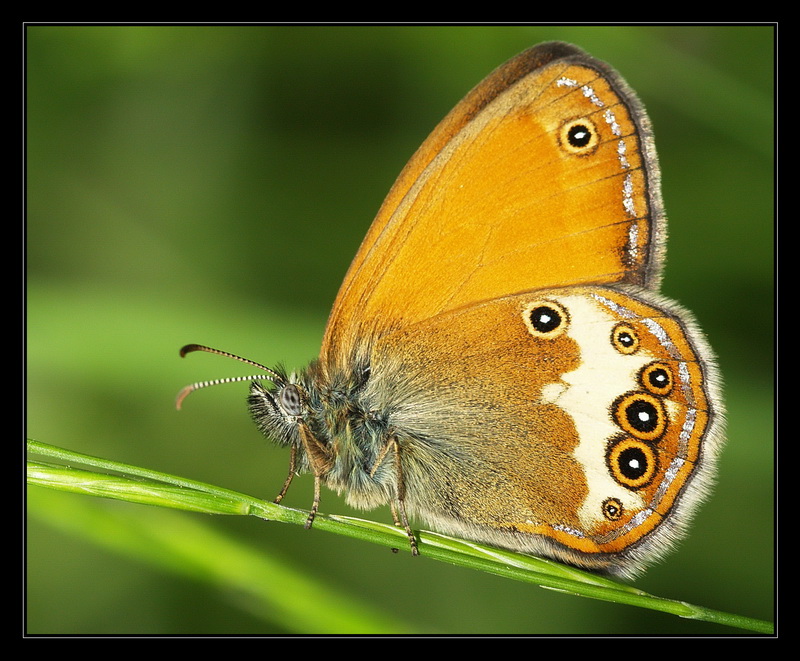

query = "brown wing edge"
[440,41,667,290]
[561,46,668,291]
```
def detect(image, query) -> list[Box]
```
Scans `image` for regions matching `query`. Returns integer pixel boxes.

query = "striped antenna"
[176,344,281,410]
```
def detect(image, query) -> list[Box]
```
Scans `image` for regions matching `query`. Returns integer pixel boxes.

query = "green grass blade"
[27,439,774,634]
[27,488,410,634]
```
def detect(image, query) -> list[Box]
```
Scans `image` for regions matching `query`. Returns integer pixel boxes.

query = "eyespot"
[523,300,569,338]
[613,392,666,441]
[640,362,673,396]
[607,437,658,490]
[279,383,303,416]
[560,117,599,155]
[602,497,624,521]
[611,323,639,355]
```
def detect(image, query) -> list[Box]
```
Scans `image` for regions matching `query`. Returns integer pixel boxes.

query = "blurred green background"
[26,25,774,634]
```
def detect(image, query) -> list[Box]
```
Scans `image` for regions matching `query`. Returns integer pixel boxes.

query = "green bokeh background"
[26,25,774,635]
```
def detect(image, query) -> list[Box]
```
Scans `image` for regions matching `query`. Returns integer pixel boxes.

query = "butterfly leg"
[274,444,297,504]
[296,422,333,529]
[306,473,322,530]
[371,434,418,556]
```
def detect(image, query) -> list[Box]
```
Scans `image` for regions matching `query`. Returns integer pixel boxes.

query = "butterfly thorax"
[248,359,400,508]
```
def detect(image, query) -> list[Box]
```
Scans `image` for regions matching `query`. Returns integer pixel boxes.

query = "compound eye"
[279,384,303,416]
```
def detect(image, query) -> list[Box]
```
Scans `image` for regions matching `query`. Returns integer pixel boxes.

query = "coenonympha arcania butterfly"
[179,42,725,578]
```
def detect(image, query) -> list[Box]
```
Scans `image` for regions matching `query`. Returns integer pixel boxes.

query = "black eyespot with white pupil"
[612,323,639,355]
[613,392,666,441]
[560,118,599,155]
[602,497,624,521]
[531,306,560,332]
[641,362,673,396]
[568,125,591,147]
[523,300,569,338]
[625,399,658,433]
[618,447,648,479]
[607,437,658,489]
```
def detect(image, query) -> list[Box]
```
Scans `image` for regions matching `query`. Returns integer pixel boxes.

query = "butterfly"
[179,42,724,579]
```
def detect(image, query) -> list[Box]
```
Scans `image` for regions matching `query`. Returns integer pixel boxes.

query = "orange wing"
[320,42,665,369]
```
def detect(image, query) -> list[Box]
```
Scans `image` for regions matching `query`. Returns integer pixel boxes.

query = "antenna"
[176,344,282,410]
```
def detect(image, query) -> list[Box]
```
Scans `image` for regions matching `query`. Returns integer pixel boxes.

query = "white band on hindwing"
[549,292,698,544]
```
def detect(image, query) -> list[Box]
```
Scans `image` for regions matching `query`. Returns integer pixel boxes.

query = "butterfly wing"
[321,42,666,368]
[364,285,722,576]
[300,42,722,576]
